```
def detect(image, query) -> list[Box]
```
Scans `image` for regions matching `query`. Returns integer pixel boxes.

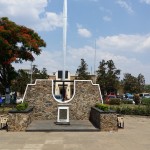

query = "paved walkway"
[0,116,150,150]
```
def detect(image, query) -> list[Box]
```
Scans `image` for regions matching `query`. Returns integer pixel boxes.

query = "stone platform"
[26,120,99,132]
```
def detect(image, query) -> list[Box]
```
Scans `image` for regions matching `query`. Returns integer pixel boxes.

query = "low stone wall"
[90,107,118,131]
[7,107,34,131]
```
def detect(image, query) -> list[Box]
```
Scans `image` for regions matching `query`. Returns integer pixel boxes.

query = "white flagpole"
[63,0,67,80]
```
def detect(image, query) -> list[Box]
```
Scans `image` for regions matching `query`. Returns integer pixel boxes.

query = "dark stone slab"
[91,107,116,113]
[26,120,100,132]
[9,107,34,113]
[55,122,70,125]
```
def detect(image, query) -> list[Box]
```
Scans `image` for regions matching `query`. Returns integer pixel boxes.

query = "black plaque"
[59,109,67,120]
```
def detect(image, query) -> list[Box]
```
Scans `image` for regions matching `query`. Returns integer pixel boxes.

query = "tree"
[137,73,145,92]
[96,60,120,95]
[32,66,49,83]
[40,68,49,79]
[96,60,107,95]
[0,17,46,89]
[122,73,145,93]
[0,64,18,93]
[144,84,150,93]
[76,58,91,80]
[11,69,30,95]
[11,66,49,95]
[106,60,120,93]
[122,73,137,93]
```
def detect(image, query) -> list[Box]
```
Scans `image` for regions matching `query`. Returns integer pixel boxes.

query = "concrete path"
[0,116,150,150]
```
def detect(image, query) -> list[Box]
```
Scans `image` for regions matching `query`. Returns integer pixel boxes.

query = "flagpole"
[63,0,67,80]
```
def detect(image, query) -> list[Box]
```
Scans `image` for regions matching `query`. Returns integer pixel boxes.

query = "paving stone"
[0,116,150,150]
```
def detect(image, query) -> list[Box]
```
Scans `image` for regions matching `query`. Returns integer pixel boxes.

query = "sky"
[0,0,150,83]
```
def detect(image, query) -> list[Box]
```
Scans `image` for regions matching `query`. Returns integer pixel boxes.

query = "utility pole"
[30,61,33,84]
[94,39,97,83]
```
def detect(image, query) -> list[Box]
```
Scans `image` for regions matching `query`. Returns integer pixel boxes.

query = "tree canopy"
[11,66,49,95]
[96,60,120,95]
[0,17,46,89]
[76,58,91,80]
[32,65,49,83]
[122,73,145,93]
[0,17,46,64]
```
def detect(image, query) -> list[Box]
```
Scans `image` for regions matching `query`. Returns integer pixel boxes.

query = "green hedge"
[16,102,28,111]
[109,98,121,105]
[141,98,150,105]
[121,100,133,104]
[109,105,150,116]
[95,103,109,111]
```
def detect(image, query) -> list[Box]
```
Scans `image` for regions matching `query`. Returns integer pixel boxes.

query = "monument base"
[57,104,70,125]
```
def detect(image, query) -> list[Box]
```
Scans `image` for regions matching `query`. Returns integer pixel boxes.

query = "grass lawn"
[0,104,16,114]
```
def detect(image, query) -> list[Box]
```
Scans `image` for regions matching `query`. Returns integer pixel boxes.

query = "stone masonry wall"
[90,107,118,131]
[69,81,100,120]
[100,113,118,131]
[23,79,101,120]
[7,110,33,131]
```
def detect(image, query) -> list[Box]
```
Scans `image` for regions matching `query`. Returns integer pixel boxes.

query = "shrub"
[16,102,28,111]
[95,103,109,111]
[122,100,133,104]
[134,94,140,105]
[141,98,150,105]
[109,98,121,105]
[109,105,150,116]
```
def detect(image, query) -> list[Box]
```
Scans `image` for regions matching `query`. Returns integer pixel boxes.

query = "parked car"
[16,98,23,103]
[124,93,135,104]
[54,95,63,101]
[105,94,116,103]
[139,93,150,99]
[125,93,134,100]
[0,97,3,105]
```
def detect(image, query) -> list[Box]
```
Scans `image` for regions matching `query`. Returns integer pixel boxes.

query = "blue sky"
[0,0,150,83]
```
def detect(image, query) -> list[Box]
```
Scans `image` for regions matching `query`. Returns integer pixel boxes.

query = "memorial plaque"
[56,104,70,124]
[60,109,67,120]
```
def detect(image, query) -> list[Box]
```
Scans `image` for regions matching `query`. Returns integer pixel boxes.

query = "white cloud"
[0,0,63,31]
[140,0,150,4]
[103,16,112,22]
[77,25,92,38]
[116,0,134,14]
[13,33,150,84]
[66,44,150,83]
[99,7,112,22]
[96,34,150,52]
[36,12,63,31]
[13,50,64,73]
[99,7,112,15]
